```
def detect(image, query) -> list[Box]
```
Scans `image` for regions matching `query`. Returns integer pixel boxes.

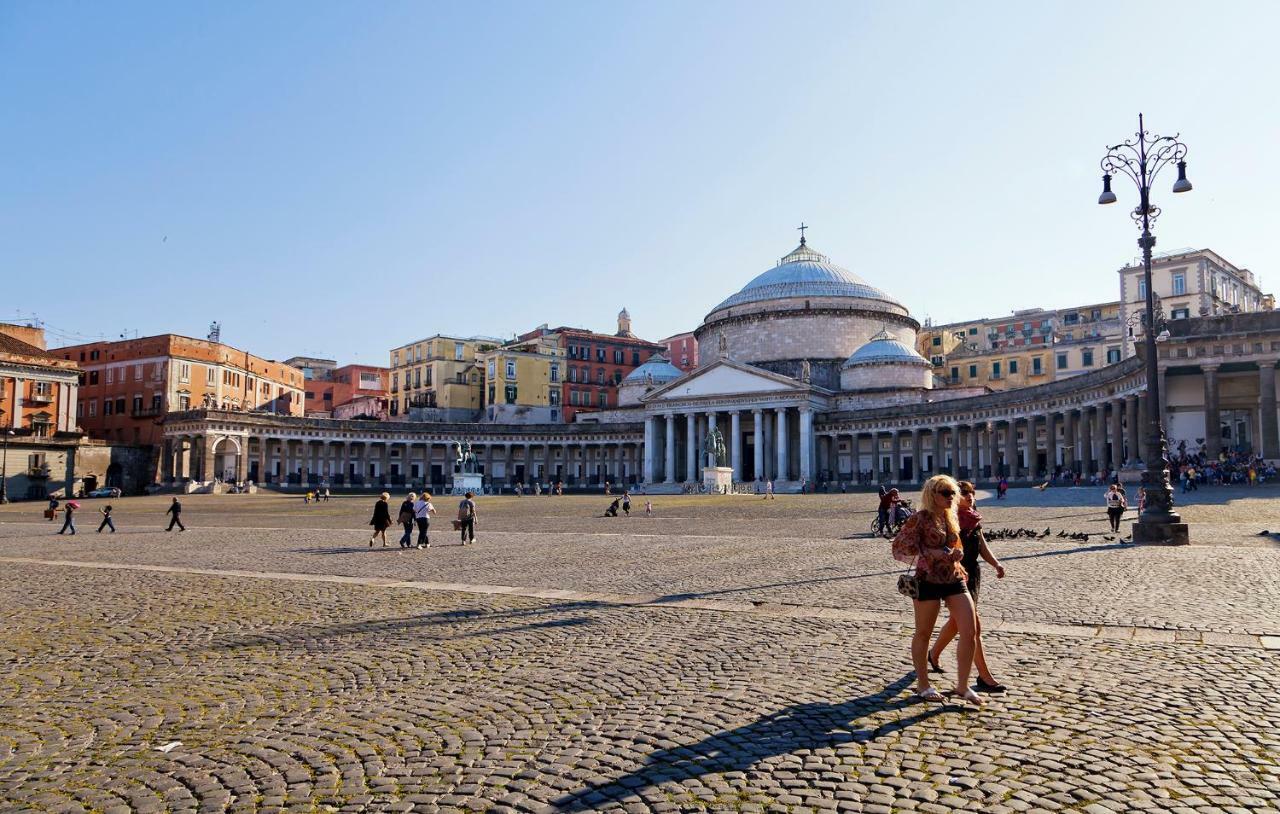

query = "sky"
[4,1,1279,365]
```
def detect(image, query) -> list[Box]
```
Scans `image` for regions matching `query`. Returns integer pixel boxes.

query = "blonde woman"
[892,474,982,706]
[369,492,393,547]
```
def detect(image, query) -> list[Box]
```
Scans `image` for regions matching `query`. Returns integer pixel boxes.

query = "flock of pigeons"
[983,527,1129,543]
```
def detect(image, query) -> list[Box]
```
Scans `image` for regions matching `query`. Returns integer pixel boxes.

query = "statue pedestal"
[702,466,733,494]
[451,473,484,496]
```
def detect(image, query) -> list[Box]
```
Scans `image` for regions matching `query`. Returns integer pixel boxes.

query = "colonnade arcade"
[162,413,644,490]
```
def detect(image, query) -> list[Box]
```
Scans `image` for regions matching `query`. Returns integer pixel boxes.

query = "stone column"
[930,428,942,477]
[685,413,697,482]
[237,438,250,483]
[910,428,922,483]
[752,409,764,482]
[1080,407,1094,473]
[1125,395,1140,465]
[763,411,775,480]
[664,414,676,483]
[1203,365,1221,458]
[967,425,979,480]
[799,407,814,482]
[1000,420,1014,478]
[1064,410,1078,472]
[1110,400,1125,472]
[256,437,270,484]
[1260,364,1279,459]
[775,407,789,481]
[730,410,743,480]
[985,423,997,480]
[200,436,216,482]
[643,415,656,483]
[1045,413,1058,473]
[889,430,901,482]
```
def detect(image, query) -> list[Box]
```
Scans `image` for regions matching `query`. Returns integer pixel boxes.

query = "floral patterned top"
[892,510,969,585]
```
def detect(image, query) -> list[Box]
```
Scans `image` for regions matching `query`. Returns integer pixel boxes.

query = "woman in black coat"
[369,492,393,547]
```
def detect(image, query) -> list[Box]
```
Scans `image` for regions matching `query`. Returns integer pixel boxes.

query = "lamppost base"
[1131,520,1189,546]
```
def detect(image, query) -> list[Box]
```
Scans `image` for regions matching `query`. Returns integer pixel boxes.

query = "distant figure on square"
[604,497,621,517]
[1105,484,1127,532]
[763,480,774,499]
[996,476,1008,499]
[165,497,185,532]
[97,504,116,533]
[58,500,77,535]
[457,491,477,544]
[397,493,416,548]
[369,492,392,547]
[46,497,59,521]
[621,491,631,516]
[413,492,436,549]
[644,499,653,516]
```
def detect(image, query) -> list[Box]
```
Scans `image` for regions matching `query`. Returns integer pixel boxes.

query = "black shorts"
[917,580,968,601]
[966,573,981,600]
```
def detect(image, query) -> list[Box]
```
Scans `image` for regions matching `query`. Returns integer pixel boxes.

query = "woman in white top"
[412,493,437,549]
[1104,484,1127,533]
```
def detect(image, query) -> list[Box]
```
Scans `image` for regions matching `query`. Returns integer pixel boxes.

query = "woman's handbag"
[896,558,920,599]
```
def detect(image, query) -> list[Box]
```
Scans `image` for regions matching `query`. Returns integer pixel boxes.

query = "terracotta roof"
[0,332,77,368]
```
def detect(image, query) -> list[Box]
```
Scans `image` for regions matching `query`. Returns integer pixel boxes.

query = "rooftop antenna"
[208,321,221,343]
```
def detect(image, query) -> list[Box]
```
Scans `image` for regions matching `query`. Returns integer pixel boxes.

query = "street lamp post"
[1098,113,1192,545]
[0,428,13,504]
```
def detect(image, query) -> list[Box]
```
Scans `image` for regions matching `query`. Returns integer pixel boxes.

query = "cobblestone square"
[1,488,1277,813]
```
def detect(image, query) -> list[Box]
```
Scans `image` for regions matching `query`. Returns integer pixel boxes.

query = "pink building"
[661,331,698,372]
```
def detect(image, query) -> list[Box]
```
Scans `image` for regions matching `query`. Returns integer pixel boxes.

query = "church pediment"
[642,359,806,402]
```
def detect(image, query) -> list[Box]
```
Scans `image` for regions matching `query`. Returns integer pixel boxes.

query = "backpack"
[458,500,473,521]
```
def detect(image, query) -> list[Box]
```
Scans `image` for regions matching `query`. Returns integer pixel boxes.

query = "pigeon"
[1058,530,1067,537]
[1042,528,1051,537]
[1258,530,1271,536]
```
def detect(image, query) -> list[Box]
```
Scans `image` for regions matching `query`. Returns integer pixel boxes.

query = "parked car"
[87,487,122,498]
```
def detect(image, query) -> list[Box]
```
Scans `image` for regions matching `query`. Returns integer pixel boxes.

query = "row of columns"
[820,396,1147,485]
[164,436,643,486]
[643,405,815,484]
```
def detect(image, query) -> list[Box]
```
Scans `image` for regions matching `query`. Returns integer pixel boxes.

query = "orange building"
[53,334,305,446]
[0,324,80,437]
[303,364,389,416]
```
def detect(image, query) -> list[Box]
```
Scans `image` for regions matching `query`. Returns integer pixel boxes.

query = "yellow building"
[388,334,498,421]
[479,335,566,423]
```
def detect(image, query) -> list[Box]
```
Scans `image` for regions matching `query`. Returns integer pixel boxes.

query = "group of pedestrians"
[892,475,1007,708]
[369,491,477,548]
[50,497,186,534]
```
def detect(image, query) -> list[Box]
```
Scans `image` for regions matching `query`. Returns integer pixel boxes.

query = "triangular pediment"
[642,359,807,402]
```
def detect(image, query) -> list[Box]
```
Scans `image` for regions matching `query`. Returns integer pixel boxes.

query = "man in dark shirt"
[877,488,899,531]
[165,497,186,532]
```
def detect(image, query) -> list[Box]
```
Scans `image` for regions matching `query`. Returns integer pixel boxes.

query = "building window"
[991,361,1002,379]
[504,385,517,404]
[1056,353,1068,370]
[1172,272,1186,295]
[1106,348,1121,364]
[88,400,97,417]
[632,351,641,366]
[151,393,162,410]
[614,349,624,364]
[1082,349,1094,367]
[549,389,560,405]
[505,360,516,379]
[1171,307,1190,320]
[950,366,959,383]
[132,396,143,414]
[968,328,977,335]
[598,391,607,407]
[134,364,143,381]
[392,351,400,366]
[597,368,605,384]
[968,364,977,379]
[932,336,942,347]
[106,368,114,384]
[1032,357,1042,375]
[90,350,100,361]
[179,394,190,410]
[1137,278,1147,299]
[931,355,943,367]
[104,400,114,416]
[568,366,576,383]
[89,371,99,385]
[550,363,560,383]
[594,347,604,362]
[1008,359,1018,374]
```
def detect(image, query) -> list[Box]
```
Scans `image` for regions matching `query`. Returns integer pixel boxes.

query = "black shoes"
[928,653,945,674]
[974,678,1007,693]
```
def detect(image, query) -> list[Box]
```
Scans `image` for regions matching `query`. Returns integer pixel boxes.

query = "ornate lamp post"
[1097,113,1192,545]
[0,426,13,504]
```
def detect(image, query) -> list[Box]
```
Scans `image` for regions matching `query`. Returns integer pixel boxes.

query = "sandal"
[951,687,984,707]
[911,687,945,703]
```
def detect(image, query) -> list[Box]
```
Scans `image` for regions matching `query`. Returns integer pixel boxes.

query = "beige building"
[387,335,498,421]
[479,335,565,424]
[1119,248,1271,358]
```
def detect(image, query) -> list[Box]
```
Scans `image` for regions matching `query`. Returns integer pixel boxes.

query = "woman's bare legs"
[943,591,978,692]
[911,599,942,691]
[930,600,997,683]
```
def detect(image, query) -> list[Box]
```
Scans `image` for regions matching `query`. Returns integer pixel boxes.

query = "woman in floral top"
[892,474,982,706]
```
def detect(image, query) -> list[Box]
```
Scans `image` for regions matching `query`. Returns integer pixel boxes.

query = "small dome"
[843,329,931,367]
[712,241,903,312]
[623,355,682,384]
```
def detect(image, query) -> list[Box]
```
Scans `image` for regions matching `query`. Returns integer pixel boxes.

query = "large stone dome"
[695,234,919,390]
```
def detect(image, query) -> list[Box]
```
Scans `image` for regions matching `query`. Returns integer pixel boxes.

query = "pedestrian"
[46,496,60,521]
[644,499,653,516]
[928,481,1005,693]
[369,492,392,547]
[621,491,631,516]
[58,500,78,535]
[997,477,1008,499]
[165,497,186,532]
[604,497,620,517]
[97,504,116,533]
[322,483,331,502]
[764,480,774,500]
[877,487,900,535]
[413,491,436,549]
[892,474,981,706]
[397,493,416,548]
[457,491,477,545]
[604,480,612,496]
[1105,483,1127,533]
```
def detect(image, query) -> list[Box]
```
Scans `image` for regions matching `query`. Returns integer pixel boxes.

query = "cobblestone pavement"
[1,491,1279,812]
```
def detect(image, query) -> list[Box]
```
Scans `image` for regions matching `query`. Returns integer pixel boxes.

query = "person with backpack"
[457,491,477,545]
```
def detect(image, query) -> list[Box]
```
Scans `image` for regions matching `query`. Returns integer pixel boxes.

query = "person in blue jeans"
[58,501,77,535]
[97,504,116,533]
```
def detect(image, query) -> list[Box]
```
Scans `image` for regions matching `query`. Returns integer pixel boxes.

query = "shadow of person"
[550,672,952,812]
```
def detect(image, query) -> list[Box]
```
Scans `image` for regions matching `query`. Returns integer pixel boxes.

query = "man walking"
[165,497,186,532]
[457,491,477,545]
[58,500,77,535]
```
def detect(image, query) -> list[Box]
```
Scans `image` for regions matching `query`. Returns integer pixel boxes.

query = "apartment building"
[387,334,498,421]
[478,334,565,423]
[301,364,388,417]
[53,334,305,446]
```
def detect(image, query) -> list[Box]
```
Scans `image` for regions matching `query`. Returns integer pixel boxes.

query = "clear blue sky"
[4,2,1278,364]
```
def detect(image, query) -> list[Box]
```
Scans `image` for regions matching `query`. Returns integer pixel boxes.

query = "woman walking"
[1105,483,1127,533]
[58,500,78,535]
[413,492,436,549]
[892,474,982,706]
[397,493,417,548]
[97,504,116,533]
[369,492,392,547]
[928,481,1006,693]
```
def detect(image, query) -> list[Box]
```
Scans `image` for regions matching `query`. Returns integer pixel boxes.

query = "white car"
[87,487,122,498]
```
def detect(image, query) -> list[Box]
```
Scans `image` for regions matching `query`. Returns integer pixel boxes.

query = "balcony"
[27,466,51,480]
[131,406,164,419]
[25,392,54,405]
